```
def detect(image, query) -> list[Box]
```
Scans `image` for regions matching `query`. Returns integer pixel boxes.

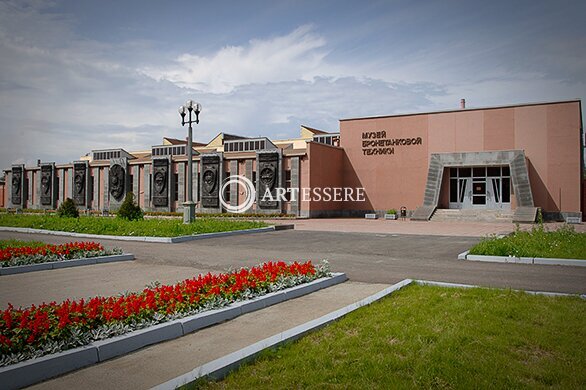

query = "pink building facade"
[3,100,584,222]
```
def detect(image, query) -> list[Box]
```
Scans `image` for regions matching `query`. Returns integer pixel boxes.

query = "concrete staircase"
[430,209,514,223]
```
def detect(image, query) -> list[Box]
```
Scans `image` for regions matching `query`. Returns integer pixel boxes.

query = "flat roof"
[339,99,582,122]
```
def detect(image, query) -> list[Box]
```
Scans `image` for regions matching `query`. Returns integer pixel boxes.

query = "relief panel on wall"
[73,162,87,206]
[152,158,169,207]
[11,165,23,206]
[201,155,220,208]
[258,152,279,209]
[109,163,126,202]
[40,164,54,206]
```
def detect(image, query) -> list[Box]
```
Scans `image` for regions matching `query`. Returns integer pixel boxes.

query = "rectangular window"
[459,168,471,177]
[285,170,291,201]
[502,166,510,176]
[502,178,511,203]
[149,173,152,200]
[450,168,458,178]
[224,171,230,201]
[473,196,486,205]
[487,167,500,177]
[129,174,134,194]
[174,173,179,201]
[450,179,458,202]
[473,167,485,177]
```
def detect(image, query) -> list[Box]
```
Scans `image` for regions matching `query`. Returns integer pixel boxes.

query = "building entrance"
[449,166,511,210]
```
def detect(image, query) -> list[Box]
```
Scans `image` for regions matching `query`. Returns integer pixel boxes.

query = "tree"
[57,198,79,218]
[117,192,143,221]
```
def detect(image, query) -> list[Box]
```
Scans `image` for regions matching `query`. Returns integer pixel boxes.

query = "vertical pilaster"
[6,172,12,208]
[103,168,109,211]
[291,156,300,216]
[143,164,151,210]
[58,169,64,206]
[67,168,73,200]
[34,170,41,209]
[230,160,238,207]
[133,165,139,198]
[192,161,199,203]
[27,171,33,209]
[92,168,100,210]
[178,162,185,205]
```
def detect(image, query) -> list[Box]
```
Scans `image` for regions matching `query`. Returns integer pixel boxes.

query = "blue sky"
[1,0,584,171]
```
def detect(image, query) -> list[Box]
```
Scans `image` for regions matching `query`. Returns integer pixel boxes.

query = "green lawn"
[469,224,586,259]
[0,214,268,237]
[0,239,46,249]
[190,285,586,389]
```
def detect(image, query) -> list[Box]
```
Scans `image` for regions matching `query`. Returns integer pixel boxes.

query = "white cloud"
[1,1,584,175]
[141,25,331,93]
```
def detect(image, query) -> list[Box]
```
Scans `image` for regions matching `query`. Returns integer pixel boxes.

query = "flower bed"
[0,241,123,268]
[0,260,330,366]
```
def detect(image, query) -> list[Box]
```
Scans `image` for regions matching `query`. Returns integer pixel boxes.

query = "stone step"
[431,209,514,223]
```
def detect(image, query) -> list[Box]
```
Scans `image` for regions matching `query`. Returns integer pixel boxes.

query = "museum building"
[2,99,584,222]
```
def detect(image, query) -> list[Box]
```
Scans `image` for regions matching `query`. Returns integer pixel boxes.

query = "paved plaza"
[1,219,585,388]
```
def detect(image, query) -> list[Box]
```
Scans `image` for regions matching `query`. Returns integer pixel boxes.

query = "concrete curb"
[0,254,135,275]
[153,278,586,389]
[0,225,284,243]
[0,272,345,390]
[414,279,586,299]
[459,251,586,267]
[0,346,99,390]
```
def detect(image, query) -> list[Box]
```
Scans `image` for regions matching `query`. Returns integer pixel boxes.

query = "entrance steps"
[430,209,514,223]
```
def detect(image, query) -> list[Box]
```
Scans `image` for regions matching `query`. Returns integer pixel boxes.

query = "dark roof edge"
[339,99,582,122]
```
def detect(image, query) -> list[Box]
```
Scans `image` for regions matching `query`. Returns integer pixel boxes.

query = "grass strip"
[191,284,586,389]
[469,224,586,259]
[0,215,268,238]
[0,240,46,250]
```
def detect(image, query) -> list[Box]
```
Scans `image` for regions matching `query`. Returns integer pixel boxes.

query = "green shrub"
[117,192,144,221]
[57,198,79,218]
[0,214,268,237]
[386,209,397,215]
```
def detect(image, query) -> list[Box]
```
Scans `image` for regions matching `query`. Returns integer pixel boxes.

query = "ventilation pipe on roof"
[460,99,466,109]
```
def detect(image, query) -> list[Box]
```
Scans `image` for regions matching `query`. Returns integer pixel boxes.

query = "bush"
[386,209,397,215]
[117,192,143,221]
[57,198,79,218]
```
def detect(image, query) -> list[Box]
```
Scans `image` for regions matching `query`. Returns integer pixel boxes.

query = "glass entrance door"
[449,166,511,210]
[472,179,486,206]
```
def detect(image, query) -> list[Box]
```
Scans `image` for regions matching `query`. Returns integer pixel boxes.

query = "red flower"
[0,261,320,357]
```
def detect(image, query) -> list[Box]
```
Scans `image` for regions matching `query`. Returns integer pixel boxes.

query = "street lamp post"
[178,99,201,224]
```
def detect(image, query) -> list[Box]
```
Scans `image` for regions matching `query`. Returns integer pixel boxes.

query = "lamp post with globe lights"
[178,100,201,223]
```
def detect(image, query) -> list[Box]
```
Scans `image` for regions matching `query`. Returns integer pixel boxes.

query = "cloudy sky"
[0,0,584,171]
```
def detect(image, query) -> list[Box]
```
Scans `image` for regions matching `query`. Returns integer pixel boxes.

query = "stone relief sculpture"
[258,153,279,209]
[201,155,220,208]
[109,164,125,201]
[152,159,169,207]
[11,166,22,206]
[41,165,53,206]
[73,163,86,205]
